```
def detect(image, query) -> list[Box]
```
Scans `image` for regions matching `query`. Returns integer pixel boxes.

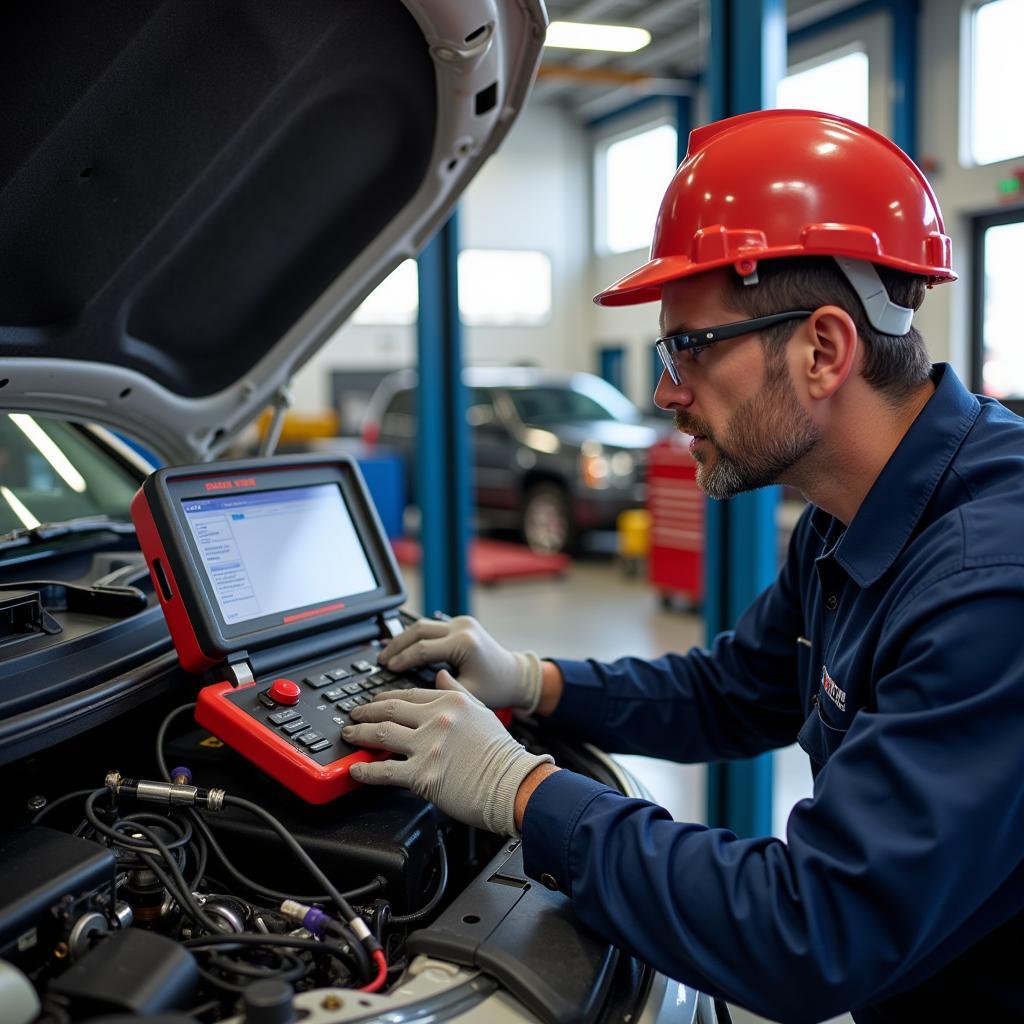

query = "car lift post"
[702,0,786,840]
[416,212,471,617]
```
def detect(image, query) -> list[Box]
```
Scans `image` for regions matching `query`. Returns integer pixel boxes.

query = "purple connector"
[172,766,193,785]
[303,906,330,936]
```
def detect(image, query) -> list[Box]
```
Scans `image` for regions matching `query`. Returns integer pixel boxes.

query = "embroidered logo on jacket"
[821,665,847,712]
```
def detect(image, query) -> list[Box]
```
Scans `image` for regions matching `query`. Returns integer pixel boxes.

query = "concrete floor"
[401,552,852,1024]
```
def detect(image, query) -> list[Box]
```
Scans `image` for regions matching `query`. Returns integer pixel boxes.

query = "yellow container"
[256,409,339,444]
[617,508,651,559]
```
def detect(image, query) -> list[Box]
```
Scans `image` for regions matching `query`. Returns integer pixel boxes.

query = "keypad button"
[351,694,371,706]
[295,730,324,746]
[324,688,346,702]
[304,674,335,689]
[356,678,379,691]
[375,669,397,683]
[342,681,363,695]
[338,698,357,712]
[268,678,301,705]
[308,739,332,753]
[327,667,351,681]
[258,691,277,709]
[280,719,308,735]
[268,709,300,725]
[351,660,375,674]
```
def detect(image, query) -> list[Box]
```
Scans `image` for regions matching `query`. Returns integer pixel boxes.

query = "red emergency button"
[268,678,300,706]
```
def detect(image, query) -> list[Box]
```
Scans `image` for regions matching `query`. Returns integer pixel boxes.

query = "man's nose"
[654,367,694,411]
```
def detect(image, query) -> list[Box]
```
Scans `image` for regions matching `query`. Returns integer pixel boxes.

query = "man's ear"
[799,306,859,401]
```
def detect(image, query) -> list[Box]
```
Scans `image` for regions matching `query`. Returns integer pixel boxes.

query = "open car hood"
[1,0,546,464]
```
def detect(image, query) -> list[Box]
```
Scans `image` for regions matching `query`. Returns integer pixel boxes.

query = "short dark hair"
[721,256,932,403]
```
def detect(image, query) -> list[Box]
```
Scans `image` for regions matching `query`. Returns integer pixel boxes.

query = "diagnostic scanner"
[130,455,419,803]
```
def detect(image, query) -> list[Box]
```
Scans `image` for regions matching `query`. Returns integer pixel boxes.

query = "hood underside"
[1,0,545,463]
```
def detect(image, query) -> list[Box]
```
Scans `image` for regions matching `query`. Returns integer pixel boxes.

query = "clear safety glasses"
[655,310,813,385]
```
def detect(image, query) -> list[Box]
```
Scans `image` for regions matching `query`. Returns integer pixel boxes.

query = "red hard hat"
[594,109,956,306]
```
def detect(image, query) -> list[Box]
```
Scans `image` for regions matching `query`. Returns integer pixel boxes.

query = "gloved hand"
[379,615,543,712]
[344,671,554,836]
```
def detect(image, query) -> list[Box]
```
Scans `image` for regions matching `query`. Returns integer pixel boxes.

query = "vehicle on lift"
[0,2,717,1023]
[362,367,662,554]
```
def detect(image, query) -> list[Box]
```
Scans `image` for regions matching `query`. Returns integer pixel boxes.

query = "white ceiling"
[533,0,862,122]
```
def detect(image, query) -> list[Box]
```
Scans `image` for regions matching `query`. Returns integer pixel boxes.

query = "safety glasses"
[655,310,813,385]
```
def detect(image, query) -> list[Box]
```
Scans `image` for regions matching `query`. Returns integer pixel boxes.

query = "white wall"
[460,103,589,371]
[289,103,588,412]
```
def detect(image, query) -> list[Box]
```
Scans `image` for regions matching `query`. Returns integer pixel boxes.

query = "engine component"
[48,927,198,1016]
[0,826,115,970]
[169,730,445,914]
[68,910,109,960]
[198,895,248,934]
[0,959,40,1024]
[242,979,296,1024]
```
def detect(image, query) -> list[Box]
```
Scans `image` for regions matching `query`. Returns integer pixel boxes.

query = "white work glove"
[379,615,543,713]
[344,671,553,836]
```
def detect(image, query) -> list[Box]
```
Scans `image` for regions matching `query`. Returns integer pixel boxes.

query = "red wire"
[359,949,388,993]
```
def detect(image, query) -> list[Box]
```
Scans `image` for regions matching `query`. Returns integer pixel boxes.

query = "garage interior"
[2,0,1022,1021]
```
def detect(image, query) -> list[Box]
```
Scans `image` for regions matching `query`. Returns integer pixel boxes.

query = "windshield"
[0,415,140,534]
[503,380,642,425]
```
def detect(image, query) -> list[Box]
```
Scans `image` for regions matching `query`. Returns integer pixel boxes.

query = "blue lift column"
[415,212,471,617]
[703,0,786,839]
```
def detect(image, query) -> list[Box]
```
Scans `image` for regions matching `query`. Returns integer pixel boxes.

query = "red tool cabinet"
[647,434,704,607]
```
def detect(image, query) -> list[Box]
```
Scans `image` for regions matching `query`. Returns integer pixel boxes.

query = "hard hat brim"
[594,250,958,307]
[593,255,697,307]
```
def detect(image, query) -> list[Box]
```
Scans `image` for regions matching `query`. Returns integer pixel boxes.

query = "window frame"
[776,42,871,126]
[784,9,890,136]
[959,0,1024,168]
[593,116,679,257]
[970,205,1024,415]
[456,248,553,327]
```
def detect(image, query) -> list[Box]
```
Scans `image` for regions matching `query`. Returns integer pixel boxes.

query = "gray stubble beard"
[677,356,821,500]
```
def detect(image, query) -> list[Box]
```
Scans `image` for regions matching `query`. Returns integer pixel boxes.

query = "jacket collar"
[811,364,980,587]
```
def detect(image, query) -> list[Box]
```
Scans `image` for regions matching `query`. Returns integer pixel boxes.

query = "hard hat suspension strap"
[834,257,914,336]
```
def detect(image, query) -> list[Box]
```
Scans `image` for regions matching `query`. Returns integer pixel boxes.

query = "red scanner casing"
[130,455,409,803]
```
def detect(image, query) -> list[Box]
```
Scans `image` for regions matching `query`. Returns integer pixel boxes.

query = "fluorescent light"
[10,414,87,493]
[1,486,40,530]
[545,21,651,53]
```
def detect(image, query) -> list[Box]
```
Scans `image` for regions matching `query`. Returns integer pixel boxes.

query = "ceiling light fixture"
[544,21,652,53]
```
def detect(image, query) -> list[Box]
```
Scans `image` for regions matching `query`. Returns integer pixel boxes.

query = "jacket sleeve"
[523,570,1024,1023]
[543,509,814,762]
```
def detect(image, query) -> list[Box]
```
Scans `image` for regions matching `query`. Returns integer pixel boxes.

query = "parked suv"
[362,367,663,553]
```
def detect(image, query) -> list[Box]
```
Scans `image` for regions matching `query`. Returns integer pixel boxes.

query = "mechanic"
[340,110,1024,1022]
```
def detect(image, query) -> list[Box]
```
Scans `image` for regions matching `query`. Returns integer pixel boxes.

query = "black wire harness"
[28,698,463,1004]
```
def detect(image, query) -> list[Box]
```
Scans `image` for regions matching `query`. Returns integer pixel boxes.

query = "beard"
[674,354,820,500]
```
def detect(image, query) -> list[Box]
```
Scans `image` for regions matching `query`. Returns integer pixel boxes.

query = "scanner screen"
[182,483,377,625]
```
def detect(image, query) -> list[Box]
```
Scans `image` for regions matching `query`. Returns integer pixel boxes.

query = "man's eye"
[685,344,709,361]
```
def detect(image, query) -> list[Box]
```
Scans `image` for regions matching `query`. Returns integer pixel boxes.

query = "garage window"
[350,251,551,327]
[595,122,678,255]
[776,46,870,126]
[963,0,1024,166]
[457,250,552,326]
[971,211,1024,413]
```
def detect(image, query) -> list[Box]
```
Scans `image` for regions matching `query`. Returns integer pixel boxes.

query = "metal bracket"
[223,650,255,688]
[259,383,293,457]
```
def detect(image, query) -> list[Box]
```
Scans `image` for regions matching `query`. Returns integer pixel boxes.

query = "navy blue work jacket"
[522,365,1024,1023]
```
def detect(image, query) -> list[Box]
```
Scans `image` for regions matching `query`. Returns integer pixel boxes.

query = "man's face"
[655,272,821,499]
